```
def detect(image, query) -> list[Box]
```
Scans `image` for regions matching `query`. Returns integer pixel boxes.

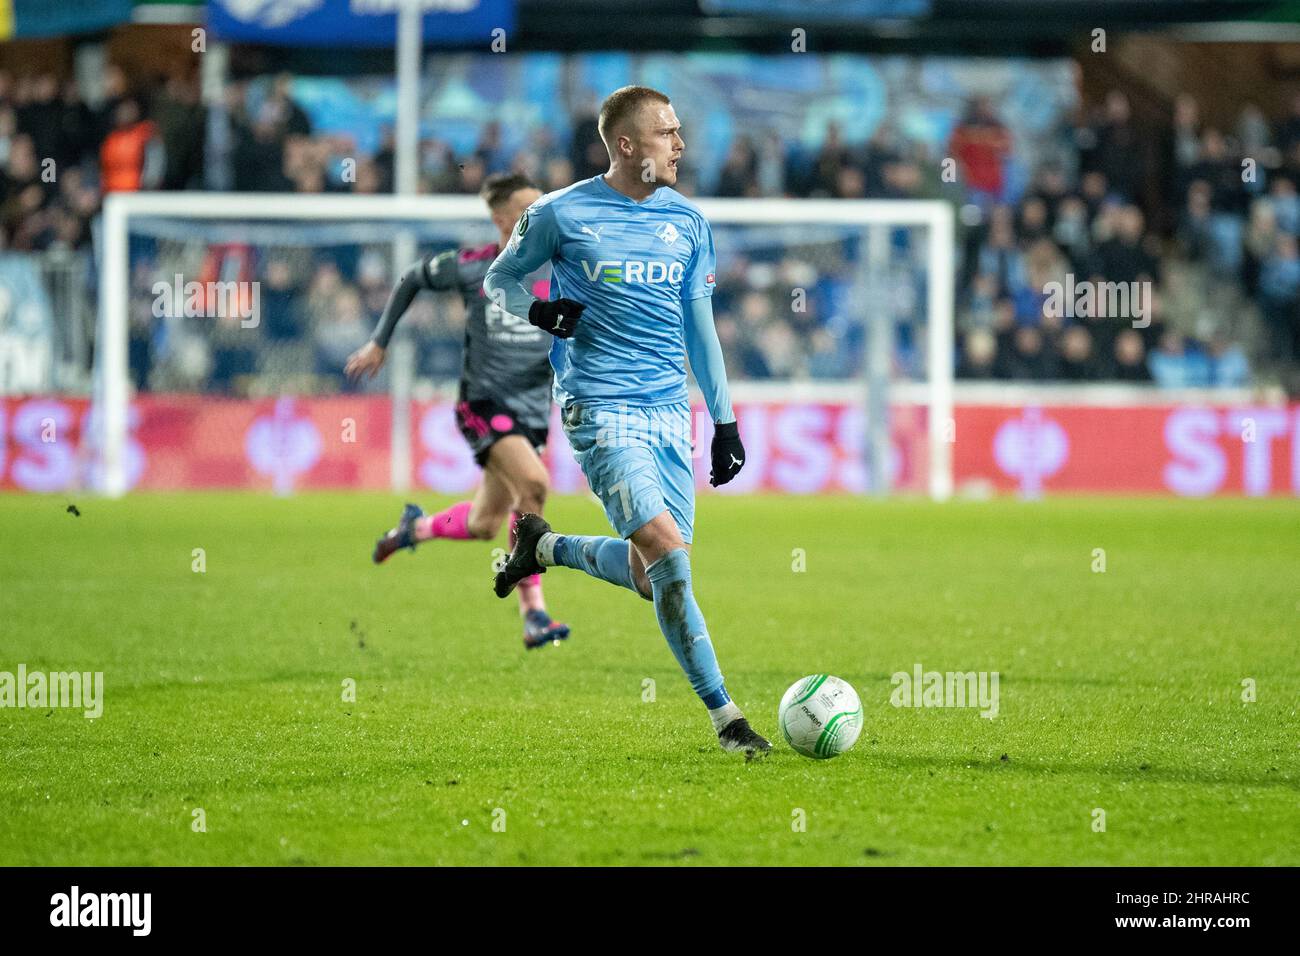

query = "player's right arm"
[345,253,452,381]
[483,201,584,338]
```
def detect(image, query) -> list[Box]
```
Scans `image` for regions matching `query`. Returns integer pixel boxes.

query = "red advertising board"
[955,404,1300,497]
[1,395,1297,497]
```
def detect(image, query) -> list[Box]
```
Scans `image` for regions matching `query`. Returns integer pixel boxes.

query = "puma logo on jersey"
[580,225,604,242]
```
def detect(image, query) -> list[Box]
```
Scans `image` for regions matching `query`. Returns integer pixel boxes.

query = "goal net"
[97,193,953,499]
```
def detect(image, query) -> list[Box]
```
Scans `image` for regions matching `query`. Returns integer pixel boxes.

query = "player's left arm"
[684,295,734,426]
[685,296,744,487]
[682,218,744,486]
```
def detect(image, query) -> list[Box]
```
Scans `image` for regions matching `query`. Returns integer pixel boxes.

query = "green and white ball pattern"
[778,674,864,759]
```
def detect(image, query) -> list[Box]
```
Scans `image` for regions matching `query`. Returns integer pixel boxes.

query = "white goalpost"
[98,192,954,500]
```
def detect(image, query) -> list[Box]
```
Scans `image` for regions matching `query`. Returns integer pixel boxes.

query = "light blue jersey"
[485,174,716,409]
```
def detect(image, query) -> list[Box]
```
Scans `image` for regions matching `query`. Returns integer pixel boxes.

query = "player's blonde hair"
[598,86,671,153]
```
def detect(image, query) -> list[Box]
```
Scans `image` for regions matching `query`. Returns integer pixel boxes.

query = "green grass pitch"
[1,492,1296,866]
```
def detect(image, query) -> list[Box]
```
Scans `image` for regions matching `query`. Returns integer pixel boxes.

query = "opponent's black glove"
[709,420,745,487]
[528,298,585,339]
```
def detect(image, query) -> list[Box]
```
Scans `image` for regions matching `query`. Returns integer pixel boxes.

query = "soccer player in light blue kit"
[484,86,771,756]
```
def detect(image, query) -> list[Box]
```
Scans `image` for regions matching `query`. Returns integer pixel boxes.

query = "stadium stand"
[0,54,1297,392]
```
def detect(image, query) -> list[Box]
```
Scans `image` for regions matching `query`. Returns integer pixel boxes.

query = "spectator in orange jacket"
[99,97,163,194]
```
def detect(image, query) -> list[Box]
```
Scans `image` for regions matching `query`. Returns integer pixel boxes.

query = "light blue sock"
[551,535,638,594]
[645,548,729,709]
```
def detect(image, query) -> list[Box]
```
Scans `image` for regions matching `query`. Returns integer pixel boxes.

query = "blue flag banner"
[206,0,514,47]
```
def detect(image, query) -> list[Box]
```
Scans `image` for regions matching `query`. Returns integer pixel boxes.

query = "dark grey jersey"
[425,243,554,430]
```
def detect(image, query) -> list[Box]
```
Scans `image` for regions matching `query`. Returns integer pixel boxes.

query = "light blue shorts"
[561,400,695,543]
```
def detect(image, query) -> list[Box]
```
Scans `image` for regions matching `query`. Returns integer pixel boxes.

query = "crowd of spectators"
[0,67,203,253]
[951,90,1299,388]
[4,64,1298,392]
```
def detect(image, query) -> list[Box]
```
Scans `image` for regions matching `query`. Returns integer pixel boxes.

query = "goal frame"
[99,192,954,499]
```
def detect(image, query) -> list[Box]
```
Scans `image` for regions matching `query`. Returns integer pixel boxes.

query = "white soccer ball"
[778,674,864,759]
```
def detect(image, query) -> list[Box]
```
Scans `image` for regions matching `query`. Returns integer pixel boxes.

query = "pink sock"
[416,501,473,541]
[518,575,544,613]
[510,512,546,614]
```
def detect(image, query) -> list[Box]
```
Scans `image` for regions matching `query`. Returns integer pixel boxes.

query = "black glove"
[528,298,585,339]
[709,420,745,487]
